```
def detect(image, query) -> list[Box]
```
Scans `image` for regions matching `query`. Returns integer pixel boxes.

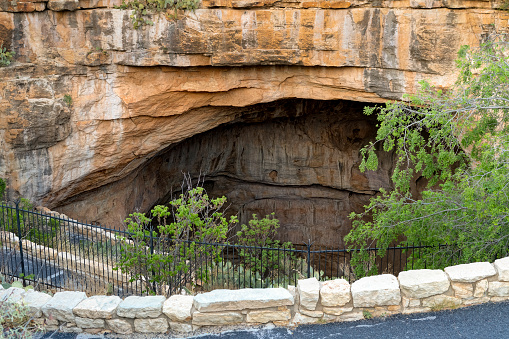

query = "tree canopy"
[346,33,509,274]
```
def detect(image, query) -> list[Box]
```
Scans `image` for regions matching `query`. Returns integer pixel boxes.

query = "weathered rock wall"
[0,0,507,229]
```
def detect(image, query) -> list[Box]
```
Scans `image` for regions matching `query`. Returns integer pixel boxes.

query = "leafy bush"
[0,291,41,339]
[0,45,14,67]
[116,0,200,29]
[236,213,296,281]
[115,176,238,295]
[346,32,509,273]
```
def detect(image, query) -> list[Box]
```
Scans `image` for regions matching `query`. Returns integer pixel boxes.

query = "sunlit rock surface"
[0,0,506,239]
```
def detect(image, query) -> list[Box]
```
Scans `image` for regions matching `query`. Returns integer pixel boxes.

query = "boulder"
[320,279,351,307]
[421,295,462,309]
[444,262,496,283]
[488,281,509,297]
[73,295,121,319]
[134,318,169,333]
[297,278,320,310]
[398,269,450,299]
[246,308,292,323]
[474,279,488,297]
[74,317,105,329]
[322,306,353,316]
[22,291,53,317]
[494,257,509,281]
[351,274,400,307]
[106,319,133,334]
[41,291,87,322]
[192,311,244,326]
[162,295,193,322]
[0,287,27,303]
[290,312,322,325]
[193,288,293,312]
[451,282,474,299]
[170,322,193,333]
[117,296,166,318]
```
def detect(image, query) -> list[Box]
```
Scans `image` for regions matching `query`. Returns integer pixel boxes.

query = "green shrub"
[236,213,296,281]
[0,45,14,67]
[116,0,200,29]
[115,177,238,295]
[346,32,509,273]
[0,293,41,339]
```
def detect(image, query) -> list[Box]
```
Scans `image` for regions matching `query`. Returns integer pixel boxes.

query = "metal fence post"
[306,242,311,279]
[15,200,26,287]
[149,227,156,293]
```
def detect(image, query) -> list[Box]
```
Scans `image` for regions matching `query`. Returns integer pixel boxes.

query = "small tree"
[115,175,238,295]
[236,213,297,285]
[346,32,509,274]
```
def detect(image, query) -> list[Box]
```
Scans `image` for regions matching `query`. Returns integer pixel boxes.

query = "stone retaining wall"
[4,256,509,335]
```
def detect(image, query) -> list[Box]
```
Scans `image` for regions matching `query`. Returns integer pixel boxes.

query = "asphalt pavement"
[36,300,509,339]
[0,248,72,287]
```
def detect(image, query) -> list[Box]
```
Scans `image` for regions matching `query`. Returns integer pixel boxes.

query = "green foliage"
[0,44,14,67]
[363,310,373,319]
[202,257,326,290]
[0,179,5,201]
[0,289,41,339]
[236,213,296,280]
[115,177,238,295]
[63,94,72,107]
[347,32,509,272]
[116,0,200,29]
[0,197,60,249]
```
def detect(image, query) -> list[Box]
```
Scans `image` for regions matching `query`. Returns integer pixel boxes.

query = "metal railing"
[0,200,435,297]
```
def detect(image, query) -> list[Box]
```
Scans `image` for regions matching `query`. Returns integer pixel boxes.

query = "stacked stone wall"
[3,256,509,334]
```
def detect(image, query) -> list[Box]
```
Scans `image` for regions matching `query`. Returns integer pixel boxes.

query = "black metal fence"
[0,200,435,297]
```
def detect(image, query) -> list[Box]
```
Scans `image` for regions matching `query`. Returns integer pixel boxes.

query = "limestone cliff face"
[0,0,506,242]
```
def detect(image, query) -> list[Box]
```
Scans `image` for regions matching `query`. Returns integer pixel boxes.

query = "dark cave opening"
[146,98,396,248]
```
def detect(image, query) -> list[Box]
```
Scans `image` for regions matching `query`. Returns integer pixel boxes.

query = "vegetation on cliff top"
[116,0,199,29]
[346,32,509,276]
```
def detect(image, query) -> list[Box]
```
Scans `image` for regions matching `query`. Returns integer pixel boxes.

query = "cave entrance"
[147,99,395,249]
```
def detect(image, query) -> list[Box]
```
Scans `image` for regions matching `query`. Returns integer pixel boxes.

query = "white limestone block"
[0,287,26,303]
[322,306,353,316]
[421,295,462,309]
[451,282,474,298]
[474,279,488,297]
[22,291,52,317]
[41,291,87,322]
[73,295,121,319]
[297,278,320,310]
[444,262,496,283]
[494,257,509,281]
[192,311,243,326]
[320,279,351,307]
[488,281,509,297]
[106,318,133,334]
[117,295,165,318]
[398,269,450,298]
[246,308,291,323]
[290,312,322,326]
[170,322,193,333]
[134,318,169,333]
[75,317,105,329]
[162,295,193,322]
[351,274,401,307]
[299,308,324,318]
[193,288,293,312]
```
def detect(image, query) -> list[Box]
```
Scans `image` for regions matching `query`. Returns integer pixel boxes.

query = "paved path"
[36,300,509,339]
[0,248,71,287]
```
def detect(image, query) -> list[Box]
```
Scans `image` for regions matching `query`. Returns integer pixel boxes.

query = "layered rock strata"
[0,0,506,232]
